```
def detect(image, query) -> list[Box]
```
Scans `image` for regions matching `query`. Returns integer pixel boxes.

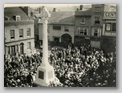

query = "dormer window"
[16,15,21,21]
[4,16,10,21]
[94,17,100,24]
[80,18,85,24]
[95,7,101,12]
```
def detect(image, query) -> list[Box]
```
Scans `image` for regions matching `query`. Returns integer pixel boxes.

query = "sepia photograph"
[4,4,116,87]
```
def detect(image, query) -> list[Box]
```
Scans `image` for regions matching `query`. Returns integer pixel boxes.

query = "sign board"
[38,71,44,79]
[104,12,116,19]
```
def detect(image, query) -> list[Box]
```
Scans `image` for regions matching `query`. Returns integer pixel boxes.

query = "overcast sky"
[4,4,92,11]
[4,4,91,7]
[4,4,116,11]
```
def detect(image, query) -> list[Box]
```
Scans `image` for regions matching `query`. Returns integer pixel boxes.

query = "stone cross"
[41,6,50,67]
[34,6,56,86]
[40,6,51,20]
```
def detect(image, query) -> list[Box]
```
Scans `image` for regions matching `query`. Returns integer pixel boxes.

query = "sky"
[4,4,92,11]
[4,4,91,7]
[4,4,116,11]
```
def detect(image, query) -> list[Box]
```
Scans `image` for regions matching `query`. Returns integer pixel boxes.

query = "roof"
[4,7,30,21]
[35,11,75,25]
[75,8,92,16]
[49,11,75,25]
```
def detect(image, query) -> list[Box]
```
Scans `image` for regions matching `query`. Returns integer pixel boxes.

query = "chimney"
[53,8,56,12]
[39,7,42,13]
[80,5,83,10]
[20,7,28,15]
[76,8,79,11]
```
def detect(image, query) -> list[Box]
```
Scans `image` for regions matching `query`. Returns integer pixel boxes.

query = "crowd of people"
[49,45,116,87]
[4,44,116,87]
[4,54,42,87]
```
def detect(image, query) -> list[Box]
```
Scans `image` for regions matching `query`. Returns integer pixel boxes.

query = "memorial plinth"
[34,65,55,86]
[34,6,55,86]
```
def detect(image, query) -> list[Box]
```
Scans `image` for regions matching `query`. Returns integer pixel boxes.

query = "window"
[94,17,100,24]
[19,29,23,37]
[95,7,101,12]
[16,15,21,21]
[105,23,111,31]
[20,43,24,54]
[112,23,116,31]
[78,27,88,35]
[8,46,10,54]
[94,28,98,36]
[4,16,10,21]
[92,27,101,36]
[53,25,61,30]
[54,37,60,43]
[27,42,31,49]
[80,18,85,24]
[15,45,19,53]
[27,28,31,36]
[11,45,15,55]
[64,27,69,32]
[105,23,116,32]
[10,30,15,39]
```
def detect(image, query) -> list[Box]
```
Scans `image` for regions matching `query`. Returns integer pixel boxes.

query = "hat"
[17,79,20,83]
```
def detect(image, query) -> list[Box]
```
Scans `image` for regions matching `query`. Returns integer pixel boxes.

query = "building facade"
[74,6,92,47]
[23,4,116,51]
[74,4,105,48]
[74,4,116,51]
[101,8,116,52]
[37,11,75,48]
[90,4,104,48]
[4,7,35,57]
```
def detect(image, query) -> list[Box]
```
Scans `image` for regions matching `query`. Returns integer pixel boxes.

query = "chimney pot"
[53,8,56,12]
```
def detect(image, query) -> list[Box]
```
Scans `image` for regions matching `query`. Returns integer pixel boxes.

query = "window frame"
[80,18,85,24]
[94,7,101,12]
[105,23,111,31]
[16,15,21,21]
[112,23,116,31]
[53,25,61,30]
[53,37,60,43]
[27,28,31,36]
[64,26,69,32]
[78,27,88,35]
[19,29,24,37]
[10,30,15,39]
[94,17,100,24]
[92,27,101,37]
[94,28,98,36]
[11,45,15,55]
[8,46,10,54]
[27,42,31,49]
